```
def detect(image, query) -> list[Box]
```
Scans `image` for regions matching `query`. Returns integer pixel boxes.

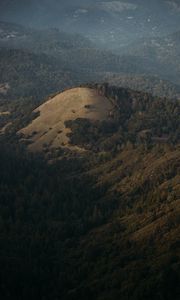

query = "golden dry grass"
[19,87,113,151]
[0,122,12,134]
[0,111,10,116]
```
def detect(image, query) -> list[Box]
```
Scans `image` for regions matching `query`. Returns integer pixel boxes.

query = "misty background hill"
[0,0,180,49]
[0,1,180,94]
[0,19,180,111]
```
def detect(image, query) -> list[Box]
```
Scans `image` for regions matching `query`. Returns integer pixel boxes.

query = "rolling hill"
[18,84,180,154]
[19,87,113,151]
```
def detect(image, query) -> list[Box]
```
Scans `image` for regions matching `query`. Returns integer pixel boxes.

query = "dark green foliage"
[0,83,180,299]
[106,74,180,99]
[0,48,76,102]
[65,84,180,151]
[0,141,179,300]
[0,142,113,299]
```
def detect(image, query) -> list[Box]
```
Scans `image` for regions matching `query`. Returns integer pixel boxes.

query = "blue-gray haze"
[0,0,180,48]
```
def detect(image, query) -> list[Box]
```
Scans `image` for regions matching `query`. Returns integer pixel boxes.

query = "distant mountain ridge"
[0,21,94,52]
[0,1,180,49]
[116,30,180,84]
[105,74,180,99]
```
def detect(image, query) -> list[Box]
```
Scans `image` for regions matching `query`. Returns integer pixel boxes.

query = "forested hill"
[105,74,180,99]
[0,83,179,299]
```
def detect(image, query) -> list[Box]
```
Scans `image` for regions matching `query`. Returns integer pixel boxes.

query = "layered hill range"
[1,20,180,112]
[19,87,113,152]
[1,0,180,49]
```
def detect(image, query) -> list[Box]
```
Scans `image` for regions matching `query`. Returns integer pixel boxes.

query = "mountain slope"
[0,83,179,299]
[66,145,180,300]
[18,84,180,155]
[19,87,113,151]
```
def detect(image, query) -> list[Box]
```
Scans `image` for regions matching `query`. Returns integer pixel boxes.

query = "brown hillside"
[19,87,113,151]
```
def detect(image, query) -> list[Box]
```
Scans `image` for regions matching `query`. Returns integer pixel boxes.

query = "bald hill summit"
[0,82,179,300]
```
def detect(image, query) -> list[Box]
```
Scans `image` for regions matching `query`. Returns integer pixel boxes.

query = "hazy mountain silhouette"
[0,1,180,48]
